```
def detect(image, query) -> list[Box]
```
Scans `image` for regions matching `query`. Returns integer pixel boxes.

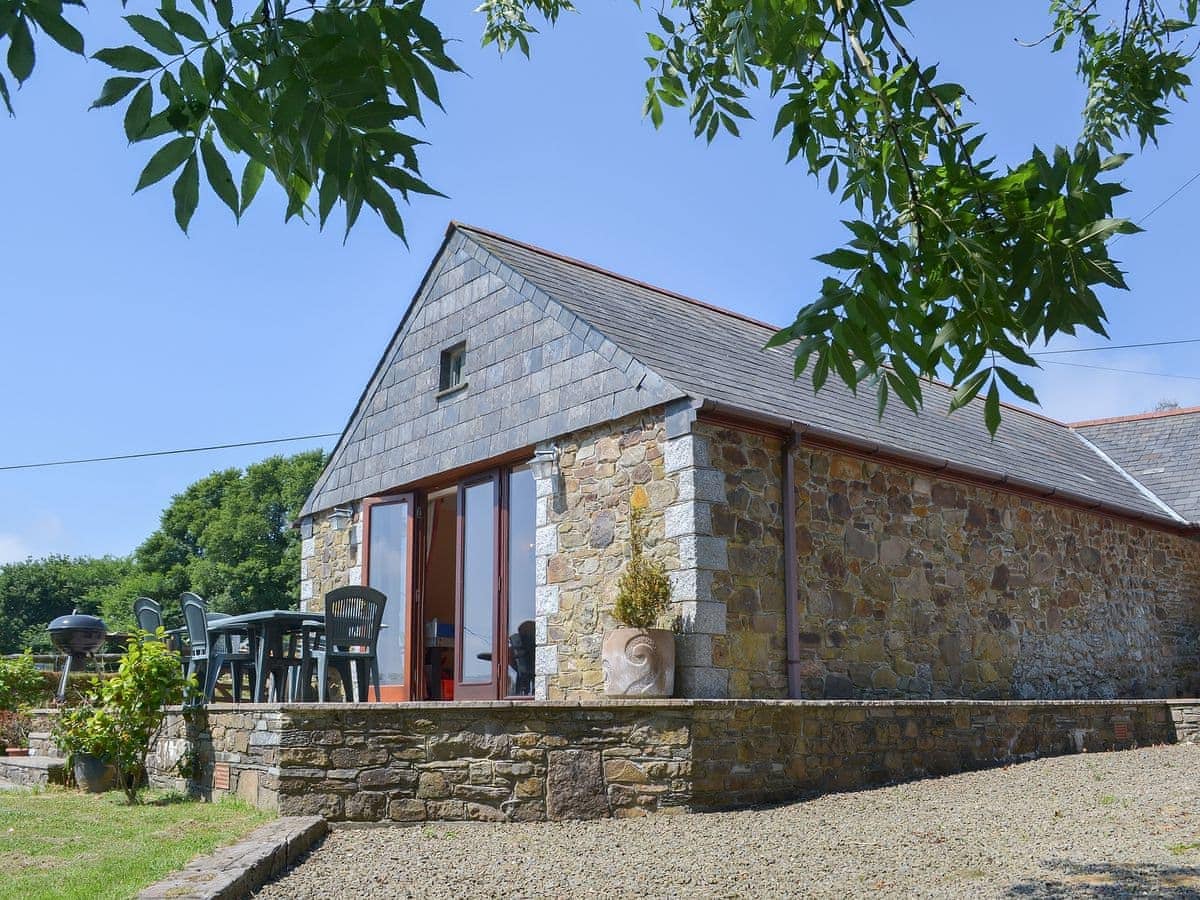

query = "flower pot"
[5,747,28,757]
[602,627,675,697]
[73,753,117,793]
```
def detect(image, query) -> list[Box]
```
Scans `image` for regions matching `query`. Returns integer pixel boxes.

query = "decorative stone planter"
[602,628,675,697]
[73,753,117,793]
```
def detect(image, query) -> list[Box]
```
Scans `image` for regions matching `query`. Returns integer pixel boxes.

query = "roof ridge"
[449,221,1069,431]
[1070,404,1200,428]
[450,221,781,333]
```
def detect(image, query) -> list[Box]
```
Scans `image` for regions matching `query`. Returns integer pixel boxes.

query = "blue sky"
[2,2,1198,564]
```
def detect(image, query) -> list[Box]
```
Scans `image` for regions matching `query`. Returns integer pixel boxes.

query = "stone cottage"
[298,222,1200,703]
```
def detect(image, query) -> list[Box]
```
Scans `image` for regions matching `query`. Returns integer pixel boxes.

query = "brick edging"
[138,815,326,900]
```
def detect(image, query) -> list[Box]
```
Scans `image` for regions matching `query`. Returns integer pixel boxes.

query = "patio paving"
[258,743,1200,898]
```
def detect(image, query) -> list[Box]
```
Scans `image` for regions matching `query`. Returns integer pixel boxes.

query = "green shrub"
[54,630,192,803]
[612,506,672,630]
[0,650,45,711]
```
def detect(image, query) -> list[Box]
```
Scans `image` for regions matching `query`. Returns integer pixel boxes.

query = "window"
[438,342,466,394]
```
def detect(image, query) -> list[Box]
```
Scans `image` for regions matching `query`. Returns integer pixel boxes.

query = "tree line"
[0,450,325,654]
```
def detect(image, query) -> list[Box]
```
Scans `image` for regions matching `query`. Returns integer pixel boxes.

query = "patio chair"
[180,593,253,703]
[310,586,387,702]
[133,597,163,635]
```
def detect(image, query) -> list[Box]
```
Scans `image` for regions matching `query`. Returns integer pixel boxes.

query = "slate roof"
[1072,407,1200,523]
[299,228,683,517]
[457,224,1193,528]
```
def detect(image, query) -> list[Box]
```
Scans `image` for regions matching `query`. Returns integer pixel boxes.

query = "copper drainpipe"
[783,428,802,700]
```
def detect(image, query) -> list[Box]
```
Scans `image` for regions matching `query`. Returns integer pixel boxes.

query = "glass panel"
[506,466,536,696]
[461,480,496,684]
[368,500,409,685]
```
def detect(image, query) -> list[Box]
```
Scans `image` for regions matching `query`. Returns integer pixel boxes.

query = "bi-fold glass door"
[362,463,536,701]
[362,493,417,701]
[455,472,500,699]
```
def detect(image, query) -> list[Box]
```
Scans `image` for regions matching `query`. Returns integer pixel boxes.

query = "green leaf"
[200,135,238,219]
[949,369,989,413]
[7,17,35,85]
[202,47,224,95]
[814,248,865,270]
[930,320,958,353]
[29,7,85,55]
[123,83,153,141]
[159,8,208,44]
[0,72,11,116]
[367,182,407,242]
[996,367,1039,405]
[211,108,267,163]
[646,32,666,51]
[124,15,184,56]
[92,76,143,109]
[134,136,194,192]
[1074,218,1140,243]
[179,59,206,102]
[172,153,200,233]
[764,326,794,350]
[239,158,266,214]
[984,378,1001,436]
[94,45,161,73]
[317,170,339,228]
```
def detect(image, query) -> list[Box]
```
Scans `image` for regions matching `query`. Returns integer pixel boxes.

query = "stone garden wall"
[790,443,1200,701]
[144,699,1200,823]
[147,707,285,810]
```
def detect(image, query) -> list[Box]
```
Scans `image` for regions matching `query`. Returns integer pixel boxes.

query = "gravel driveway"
[258,744,1200,899]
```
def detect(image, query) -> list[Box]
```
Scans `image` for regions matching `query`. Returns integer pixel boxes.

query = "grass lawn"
[0,787,271,900]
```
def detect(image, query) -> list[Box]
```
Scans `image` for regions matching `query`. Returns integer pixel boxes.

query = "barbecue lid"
[47,611,108,632]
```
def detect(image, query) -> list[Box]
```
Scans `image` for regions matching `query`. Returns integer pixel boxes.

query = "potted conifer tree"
[602,493,675,697]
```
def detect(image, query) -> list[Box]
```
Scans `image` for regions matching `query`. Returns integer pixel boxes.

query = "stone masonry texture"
[789,442,1200,700]
[299,506,362,613]
[143,699,1200,823]
[698,423,788,699]
[537,410,680,699]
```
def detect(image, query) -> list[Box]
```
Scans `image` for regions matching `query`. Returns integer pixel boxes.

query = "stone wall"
[697,423,788,699]
[791,444,1200,700]
[145,699,1199,823]
[147,707,284,810]
[536,410,680,699]
[689,699,1181,808]
[298,505,362,613]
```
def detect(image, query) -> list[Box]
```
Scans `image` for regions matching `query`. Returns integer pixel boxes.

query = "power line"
[1032,338,1200,356]
[0,432,340,473]
[1113,168,1200,243]
[1040,359,1200,382]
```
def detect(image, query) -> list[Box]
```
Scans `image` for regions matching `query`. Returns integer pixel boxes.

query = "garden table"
[207,610,324,703]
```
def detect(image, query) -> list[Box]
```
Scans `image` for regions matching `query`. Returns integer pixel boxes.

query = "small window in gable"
[438,341,467,395]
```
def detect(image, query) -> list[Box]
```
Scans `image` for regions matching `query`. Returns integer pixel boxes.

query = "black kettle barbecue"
[47,610,109,702]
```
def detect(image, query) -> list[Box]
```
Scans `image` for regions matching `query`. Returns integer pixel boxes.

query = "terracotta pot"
[5,747,27,757]
[73,753,117,793]
[602,628,675,697]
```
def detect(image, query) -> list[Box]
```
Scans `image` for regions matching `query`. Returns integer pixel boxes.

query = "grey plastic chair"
[133,597,163,634]
[309,586,387,702]
[181,593,253,702]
